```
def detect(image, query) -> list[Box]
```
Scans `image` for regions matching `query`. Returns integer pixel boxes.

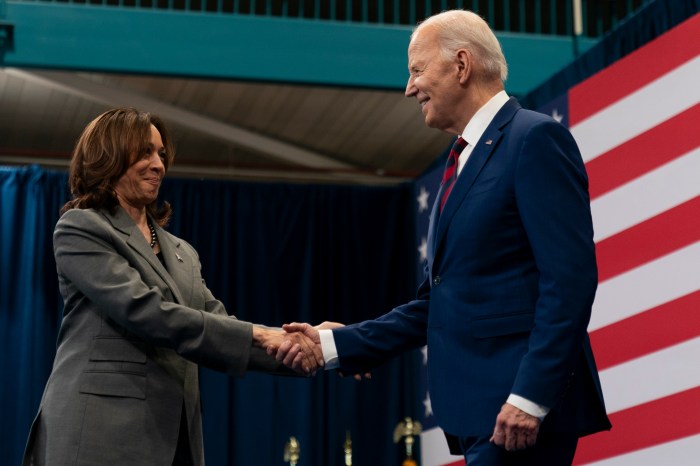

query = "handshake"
[252,321,336,375]
[253,322,369,379]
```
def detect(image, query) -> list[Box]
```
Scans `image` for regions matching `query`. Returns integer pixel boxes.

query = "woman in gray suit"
[23,107,321,466]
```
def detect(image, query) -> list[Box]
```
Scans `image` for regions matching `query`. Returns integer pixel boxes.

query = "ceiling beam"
[5,68,354,171]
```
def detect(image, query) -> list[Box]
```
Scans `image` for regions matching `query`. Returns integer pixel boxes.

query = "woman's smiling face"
[114,124,166,210]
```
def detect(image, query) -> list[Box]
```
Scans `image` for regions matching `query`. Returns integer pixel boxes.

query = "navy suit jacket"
[333,98,611,439]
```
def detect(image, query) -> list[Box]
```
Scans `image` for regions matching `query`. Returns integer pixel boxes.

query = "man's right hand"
[252,326,323,375]
[277,322,370,380]
[273,322,325,370]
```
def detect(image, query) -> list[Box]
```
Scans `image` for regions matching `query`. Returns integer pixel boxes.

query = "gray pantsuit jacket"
[23,207,292,465]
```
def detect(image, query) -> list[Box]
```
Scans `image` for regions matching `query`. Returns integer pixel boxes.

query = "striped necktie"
[439,136,468,212]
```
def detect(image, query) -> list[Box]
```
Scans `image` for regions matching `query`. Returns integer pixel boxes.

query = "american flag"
[414,12,700,466]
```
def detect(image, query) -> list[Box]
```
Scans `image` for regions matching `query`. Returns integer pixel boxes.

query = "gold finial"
[344,430,352,466]
[283,436,300,466]
[393,417,422,466]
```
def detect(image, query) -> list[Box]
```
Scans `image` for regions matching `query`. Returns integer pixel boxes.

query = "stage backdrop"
[0,165,422,466]
[416,8,700,466]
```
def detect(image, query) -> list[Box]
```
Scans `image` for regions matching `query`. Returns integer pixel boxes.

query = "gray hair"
[413,10,508,82]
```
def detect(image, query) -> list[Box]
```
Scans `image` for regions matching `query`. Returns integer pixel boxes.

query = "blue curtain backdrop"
[0,164,421,466]
[0,166,68,466]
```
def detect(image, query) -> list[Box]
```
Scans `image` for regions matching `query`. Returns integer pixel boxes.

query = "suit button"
[433,276,441,285]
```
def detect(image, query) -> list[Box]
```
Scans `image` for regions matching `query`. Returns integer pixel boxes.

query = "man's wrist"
[507,394,549,421]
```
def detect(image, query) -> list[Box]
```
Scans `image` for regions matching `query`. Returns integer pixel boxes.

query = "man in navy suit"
[276,10,611,465]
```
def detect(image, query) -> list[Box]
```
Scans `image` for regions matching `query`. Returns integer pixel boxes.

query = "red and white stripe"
[420,12,700,466]
[572,12,700,465]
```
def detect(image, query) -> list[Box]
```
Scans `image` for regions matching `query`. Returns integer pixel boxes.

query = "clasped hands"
[255,321,368,378]
[253,322,337,375]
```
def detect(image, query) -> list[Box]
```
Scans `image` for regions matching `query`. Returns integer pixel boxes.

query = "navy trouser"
[456,433,578,466]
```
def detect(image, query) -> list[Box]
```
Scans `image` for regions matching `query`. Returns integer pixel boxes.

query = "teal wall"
[2,3,595,96]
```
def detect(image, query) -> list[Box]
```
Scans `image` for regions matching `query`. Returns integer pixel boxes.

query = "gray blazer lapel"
[155,228,193,306]
[106,208,187,305]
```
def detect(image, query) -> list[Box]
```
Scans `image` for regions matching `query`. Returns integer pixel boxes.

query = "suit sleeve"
[54,209,255,377]
[199,279,301,375]
[510,119,598,407]
[332,261,432,374]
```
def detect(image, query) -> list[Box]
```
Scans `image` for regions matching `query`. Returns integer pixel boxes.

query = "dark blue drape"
[0,166,68,466]
[1,165,420,466]
[521,0,700,109]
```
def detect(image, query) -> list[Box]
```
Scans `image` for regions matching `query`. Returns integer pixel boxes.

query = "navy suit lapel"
[426,182,444,265]
[432,98,521,261]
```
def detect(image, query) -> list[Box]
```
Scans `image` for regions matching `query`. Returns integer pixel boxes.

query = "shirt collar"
[460,90,509,147]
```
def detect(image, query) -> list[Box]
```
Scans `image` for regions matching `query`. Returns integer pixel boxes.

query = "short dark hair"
[61,107,174,226]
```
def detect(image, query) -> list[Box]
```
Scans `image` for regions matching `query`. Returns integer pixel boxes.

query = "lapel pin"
[485,139,493,145]
[176,253,183,262]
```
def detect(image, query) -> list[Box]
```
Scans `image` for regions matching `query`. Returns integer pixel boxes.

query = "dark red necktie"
[439,136,468,211]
